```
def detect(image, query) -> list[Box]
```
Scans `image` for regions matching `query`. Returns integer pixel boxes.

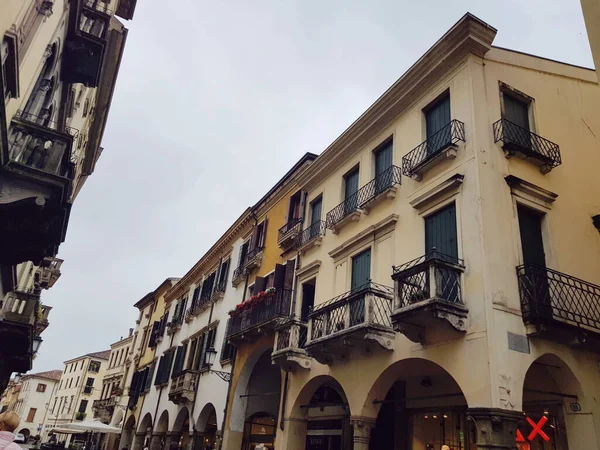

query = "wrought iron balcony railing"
[243,246,264,271]
[232,266,245,286]
[274,320,308,353]
[402,120,465,179]
[493,119,561,172]
[294,221,326,250]
[278,217,303,242]
[392,251,465,309]
[212,279,227,299]
[308,282,394,342]
[517,264,600,335]
[326,166,401,231]
[8,111,77,179]
[14,110,79,136]
[226,289,293,338]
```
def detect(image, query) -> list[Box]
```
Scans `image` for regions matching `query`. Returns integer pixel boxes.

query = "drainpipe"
[216,343,236,450]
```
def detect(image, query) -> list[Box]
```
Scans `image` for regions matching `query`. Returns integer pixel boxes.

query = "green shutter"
[351,249,371,290]
[425,94,451,154]
[375,142,393,177]
[504,94,529,130]
[425,203,458,259]
[311,198,322,224]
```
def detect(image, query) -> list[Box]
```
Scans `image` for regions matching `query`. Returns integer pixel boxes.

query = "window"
[89,361,101,373]
[350,249,371,326]
[310,197,322,225]
[187,339,198,370]
[425,92,451,154]
[171,343,188,379]
[217,258,230,287]
[252,220,268,250]
[83,98,90,117]
[425,203,458,259]
[68,378,72,388]
[374,139,394,192]
[301,279,316,321]
[287,191,302,222]
[83,377,94,394]
[59,380,63,390]
[76,376,80,387]
[1,35,19,100]
[238,241,249,268]
[344,167,360,214]
[68,396,74,413]
[36,383,46,393]
[502,90,530,131]
[143,360,156,392]
[154,349,175,386]
[26,408,36,422]
[78,400,88,414]
[220,339,236,364]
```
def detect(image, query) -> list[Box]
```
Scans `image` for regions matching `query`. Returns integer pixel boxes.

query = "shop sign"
[516,416,550,442]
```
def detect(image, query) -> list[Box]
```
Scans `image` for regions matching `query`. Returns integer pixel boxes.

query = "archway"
[134,413,152,450]
[120,415,136,450]
[19,428,30,441]
[365,358,469,450]
[284,375,351,450]
[521,353,591,450]
[242,413,276,450]
[171,407,190,450]
[149,411,169,450]
[196,403,218,450]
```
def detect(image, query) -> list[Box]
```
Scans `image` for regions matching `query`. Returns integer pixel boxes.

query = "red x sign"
[516,430,526,442]
[526,416,550,442]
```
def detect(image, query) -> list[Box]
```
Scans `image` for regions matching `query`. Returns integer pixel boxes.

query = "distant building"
[41,350,110,444]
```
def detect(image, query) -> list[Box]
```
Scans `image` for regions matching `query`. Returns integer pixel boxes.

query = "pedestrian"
[0,412,23,450]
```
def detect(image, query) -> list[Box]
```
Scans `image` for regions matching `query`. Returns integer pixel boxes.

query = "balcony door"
[425,93,451,156]
[517,206,550,318]
[311,197,322,225]
[350,249,371,326]
[425,203,458,302]
[374,141,393,194]
[503,93,531,149]
[344,168,359,215]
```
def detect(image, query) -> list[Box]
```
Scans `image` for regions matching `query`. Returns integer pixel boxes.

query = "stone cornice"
[165,209,253,302]
[296,13,496,190]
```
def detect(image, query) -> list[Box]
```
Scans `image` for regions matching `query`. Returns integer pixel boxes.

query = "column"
[467,408,524,450]
[164,432,180,450]
[131,432,145,450]
[149,433,164,450]
[350,417,375,450]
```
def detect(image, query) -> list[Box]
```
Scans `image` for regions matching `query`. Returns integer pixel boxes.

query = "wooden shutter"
[146,360,156,391]
[260,219,268,248]
[311,198,322,224]
[344,169,359,200]
[351,249,371,290]
[219,259,230,283]
[425,203,458,259]
[504,94,530,130]
[194,334,205,371]
[284,259,296,290]
[375,141,393,177]
[172,346,185,378]
[250,224,260,250]
[187,339,197,370]
[273,264,286,290]
[254,276,266,293]
[426,94,451,138]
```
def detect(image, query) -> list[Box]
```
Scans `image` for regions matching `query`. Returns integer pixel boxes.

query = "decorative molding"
[329,214,399,261]
[409,173,464,212]
[296,14,496,191]
[296,260,321,280]
[505,175,558,211]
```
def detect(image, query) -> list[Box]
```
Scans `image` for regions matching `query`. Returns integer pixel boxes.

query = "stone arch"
[520,353,596,449]
[137,413,153,434]
[282,375,351,450]
[110,405,125,427]
[228,344,282,434]
[172,407,190,432]
[155,410,169,433]
[195,403,218,450]
[196,403,217,433]
[19,428,31,439]
[120,414,136,450]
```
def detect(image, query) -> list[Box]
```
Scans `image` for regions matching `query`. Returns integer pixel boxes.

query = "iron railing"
[392,251,465,309]
[278,217,303,242]
[326,167,401,230]
[274,320,308,353]
[232,266,245,283]
[493,119,561,170]
[213,279,227,298]
[294,221,326,249]
[308,282,394,341]
[402,120,465,178]
[245,246,263,262]
[14,110,79,136]
[226,289,293,338]
[517,264,600,334]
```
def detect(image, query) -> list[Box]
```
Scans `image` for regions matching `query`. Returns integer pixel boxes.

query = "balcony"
[167,314,183,335]
[243,246,264,272]
[212,279,227,301]
[0,288,40,372]
[231,266,246,287]
[37,257,63,289]
[493,119,561,173]
[325,167,402,234]
[226,289,293,343]
[35,304,52,335]
[391,251,467,344]
[272,320,311,371]
[305,282,395,365]
[278,218,303,250]
[517,264,600,351]
[402,120,466,181]
[294,221,325,254]
[1,112,75,265]
[75,412,87,421]
[93,397,116,422]
[168,371,198,405]
[62,0,110,87]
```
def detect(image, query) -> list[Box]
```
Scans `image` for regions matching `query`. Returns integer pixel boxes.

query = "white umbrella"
[48,427,78,434]
[63,420,122,434]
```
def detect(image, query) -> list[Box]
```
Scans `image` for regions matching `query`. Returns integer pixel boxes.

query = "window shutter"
[194,334,205,371]
[273,264,286,290]
[187,339,197,370]
[424,203,458,259]
[250,225,260,250]
[254,276,266,293]
[284,259,296,290]
[172,346,185,378]
[145,360,156,391]
[260,219,268,247]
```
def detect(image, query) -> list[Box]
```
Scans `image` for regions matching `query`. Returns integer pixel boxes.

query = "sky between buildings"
[33,0,595,371]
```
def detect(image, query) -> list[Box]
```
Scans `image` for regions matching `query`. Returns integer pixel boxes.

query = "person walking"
[0,412,23,450]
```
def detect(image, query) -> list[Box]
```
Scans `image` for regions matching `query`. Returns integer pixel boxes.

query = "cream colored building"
[4,370,62,440]
[0,0,136,391]
[42,350,110,443]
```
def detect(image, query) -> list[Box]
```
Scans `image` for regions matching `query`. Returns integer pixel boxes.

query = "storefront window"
[411,411,468,449]
[242,413,276,450]
[517,405,568,450]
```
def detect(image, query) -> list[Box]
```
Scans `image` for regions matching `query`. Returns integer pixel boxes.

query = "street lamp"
[204,348,231,382]
[33,337,43,355]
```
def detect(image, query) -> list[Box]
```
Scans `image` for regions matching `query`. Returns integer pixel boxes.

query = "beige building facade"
[42,350,110,444]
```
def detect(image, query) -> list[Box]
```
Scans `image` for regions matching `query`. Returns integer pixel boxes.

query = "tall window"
[424,203,458,259]
[36,383,46,392]
[287,191,302,223]
[344,167,360,215]
[425,92,451,154]
[374,139,393,193]
[89,361,101,373]
[78,400,88,414]
[26,408,36,422]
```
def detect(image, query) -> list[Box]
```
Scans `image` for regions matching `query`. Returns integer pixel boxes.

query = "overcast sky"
[33,0,594,371]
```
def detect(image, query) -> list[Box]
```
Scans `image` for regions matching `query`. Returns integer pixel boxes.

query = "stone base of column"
[467,408,524,450]
[350,416,375,450]
[149,433,165,450]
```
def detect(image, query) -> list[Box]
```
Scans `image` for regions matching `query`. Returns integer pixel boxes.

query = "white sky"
[33,0,594,370]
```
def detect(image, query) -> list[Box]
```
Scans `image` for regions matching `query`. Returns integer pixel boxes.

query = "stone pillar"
[350,417,375,450]
[185,432,195,450]
[164,432,180,450]
[131,432,145,450]
[467,408,524,450]
[149,433,164,450]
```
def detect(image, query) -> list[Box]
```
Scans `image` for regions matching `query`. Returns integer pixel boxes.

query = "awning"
[62,420,122,434]
[48,428,79,435]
